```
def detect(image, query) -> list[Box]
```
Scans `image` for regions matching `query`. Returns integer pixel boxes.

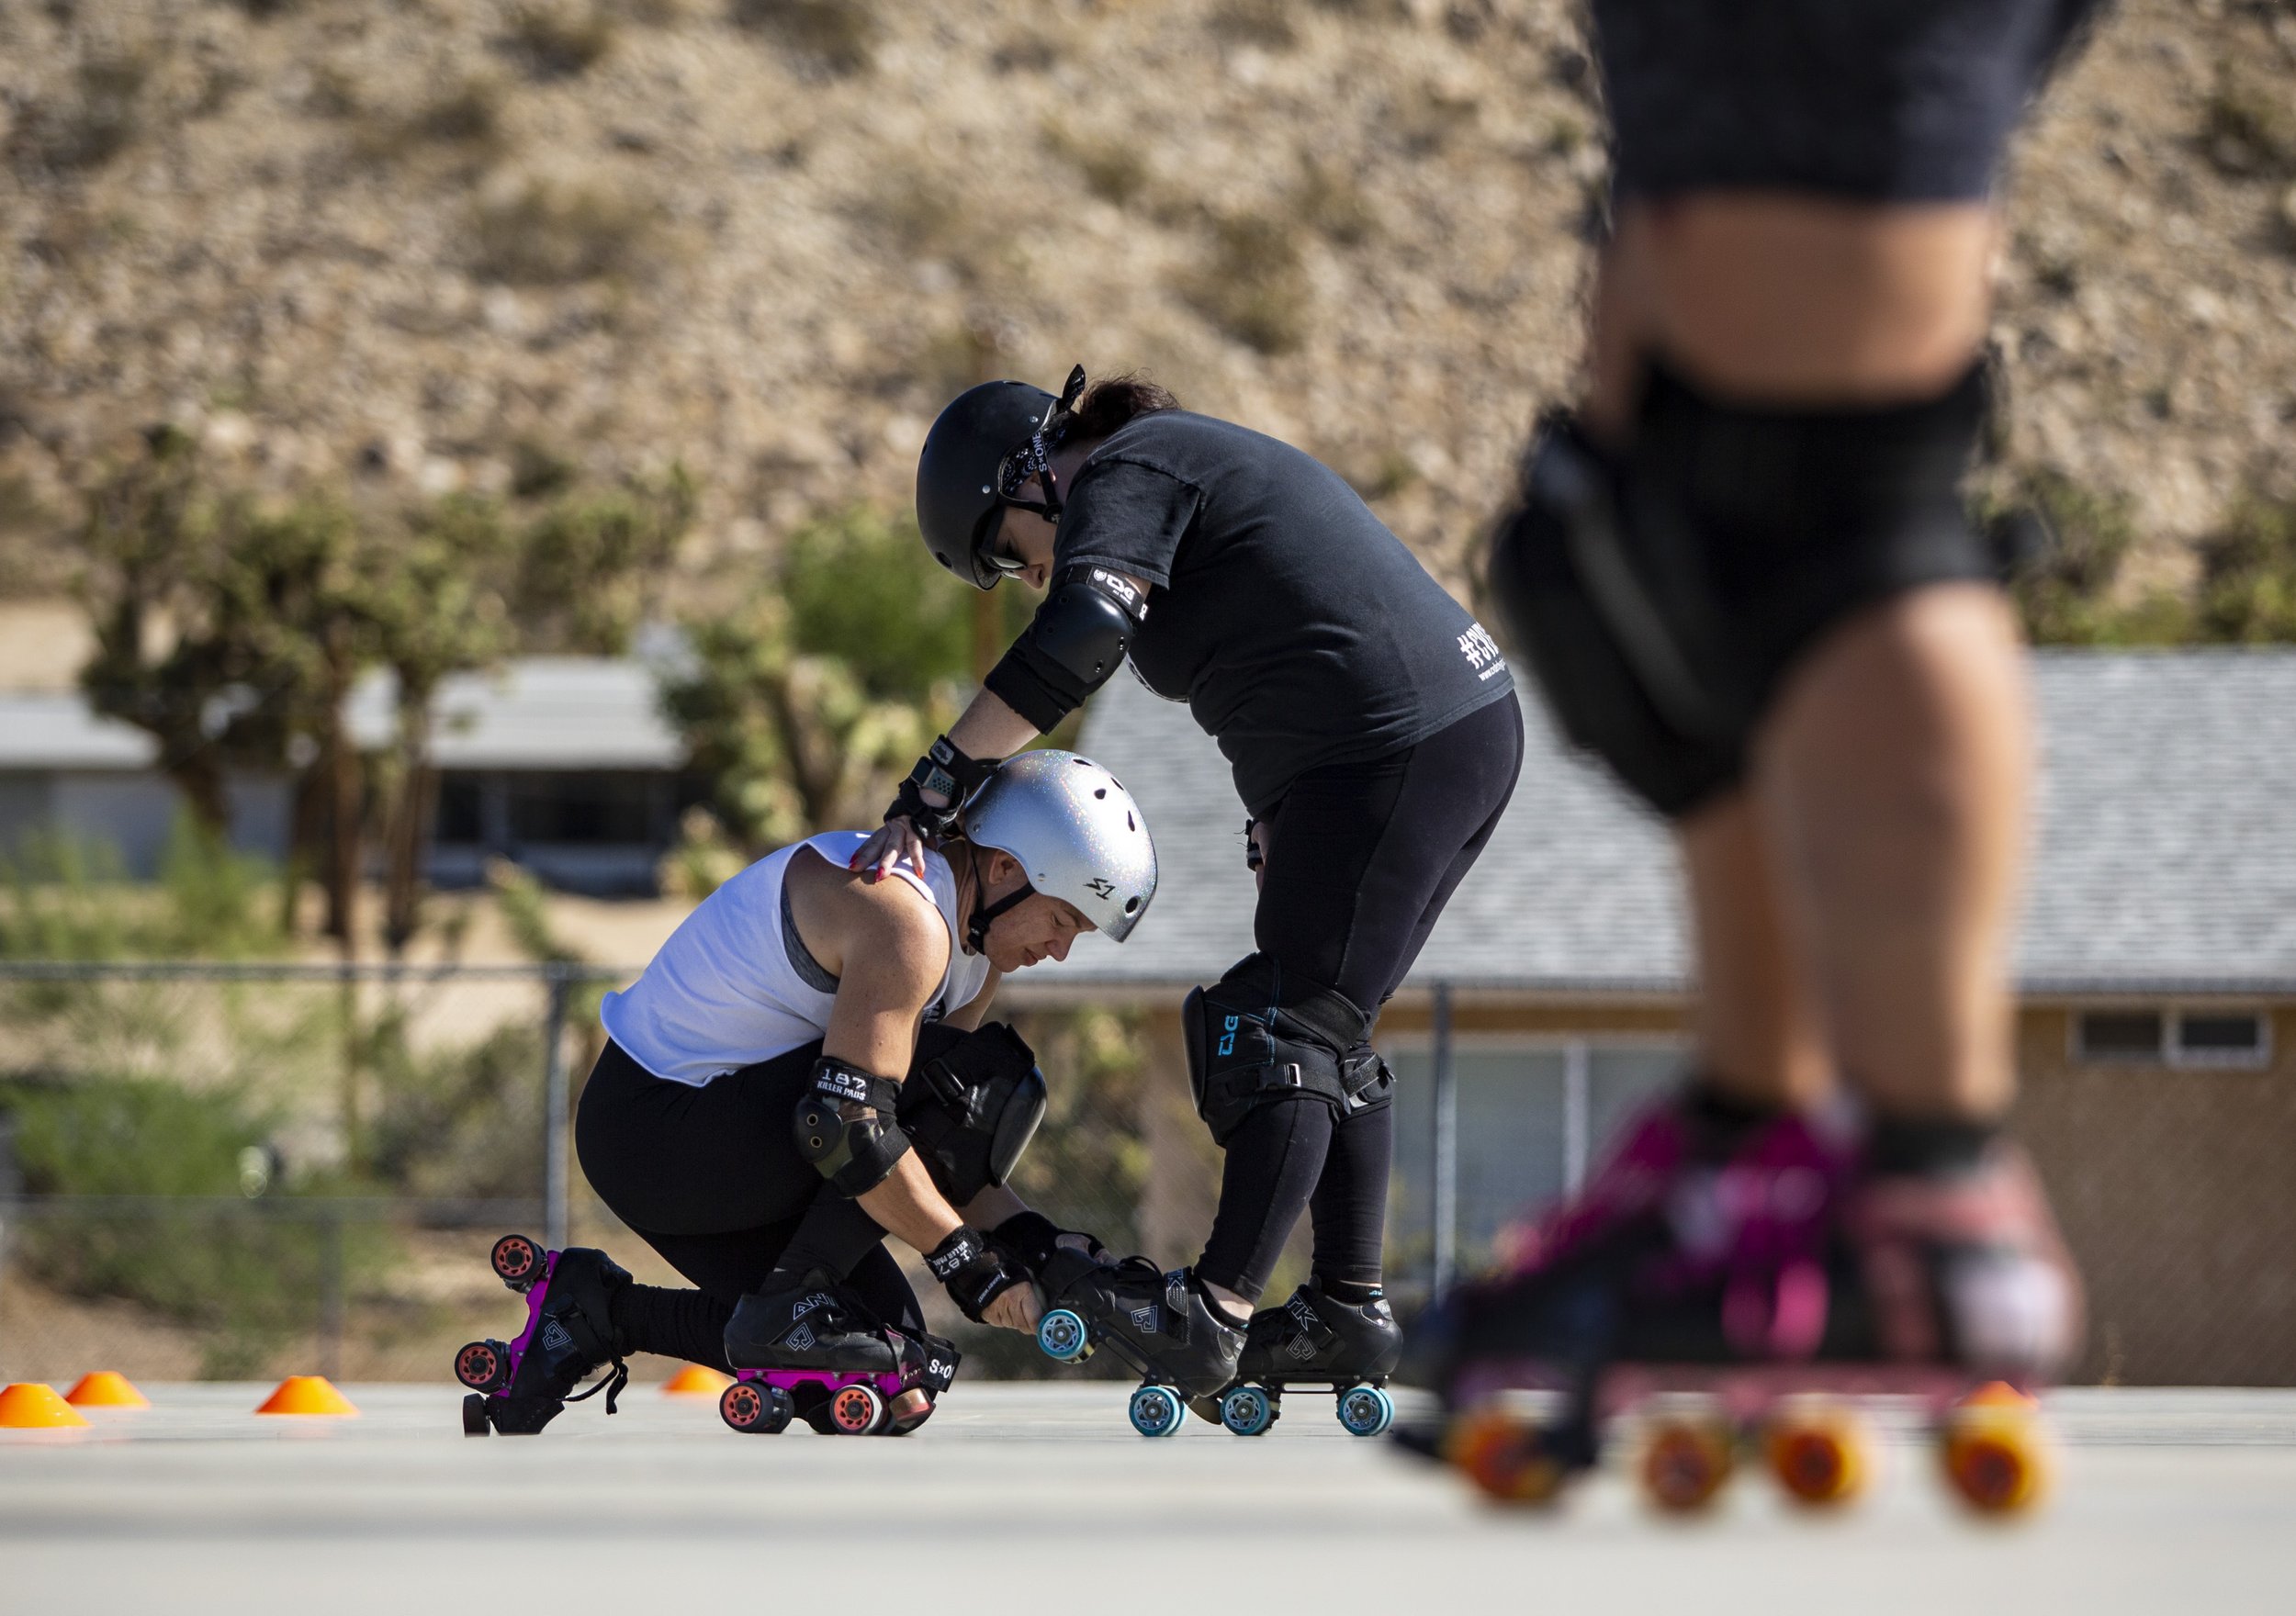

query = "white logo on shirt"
[1458,622,1507,679]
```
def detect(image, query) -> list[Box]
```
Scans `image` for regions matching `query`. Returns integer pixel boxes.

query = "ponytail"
[1057,374,1179,444]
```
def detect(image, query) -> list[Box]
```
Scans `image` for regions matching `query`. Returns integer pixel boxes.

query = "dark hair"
[1057,373,1178,444]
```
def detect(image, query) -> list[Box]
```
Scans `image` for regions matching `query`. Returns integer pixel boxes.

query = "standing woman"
[856,369,1523,1400]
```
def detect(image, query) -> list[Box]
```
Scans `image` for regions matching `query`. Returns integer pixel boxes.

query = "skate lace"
[563,1355,630,1415]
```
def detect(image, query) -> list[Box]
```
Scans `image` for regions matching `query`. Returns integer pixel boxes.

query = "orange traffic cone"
[0,1383,91,1429]
[65,1371,151,1409]
[662,1364,734,1397]
[255,1375,359,1416]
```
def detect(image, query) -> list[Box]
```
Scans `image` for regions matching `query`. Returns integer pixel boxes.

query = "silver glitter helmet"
[959,751,1157,944]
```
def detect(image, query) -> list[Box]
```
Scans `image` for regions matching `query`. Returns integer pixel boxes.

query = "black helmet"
[916,365,1086,590]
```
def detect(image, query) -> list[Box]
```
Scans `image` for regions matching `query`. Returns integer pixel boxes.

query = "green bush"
[367,1018,546,1201]
[1,1075,389,1379]
[2197,495,2296,643]
[1992,470,2189,646]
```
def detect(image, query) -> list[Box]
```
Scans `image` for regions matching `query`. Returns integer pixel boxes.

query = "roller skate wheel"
[1763,1406,1871,1509]
[461,1393,490,1437]
[828,1383,886,1436]
[1220,1385,1277,1437]
[1337,1385,1394,1439]
[453,1341,507,1393]
[490,1234,542,1290]
[1037,1308,1092,1364]
[1941,1408,2049,1515]
[1638,1415,1737,1513]
[719,1379,794,1435]
[1449,1408,1564,1507]
[1127,1385,1187,1439]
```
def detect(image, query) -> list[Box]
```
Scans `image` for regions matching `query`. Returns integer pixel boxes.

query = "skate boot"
[1401,1099,2082,1514]
[1034,1251,1245,1436]
[716,1270,961,1438]
[453,1234,631,1436]
[1218,1274,1404,1438]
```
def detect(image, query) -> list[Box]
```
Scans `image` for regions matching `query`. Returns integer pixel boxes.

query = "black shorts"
[575,1038,922,1326]
[1592,0,2109,202]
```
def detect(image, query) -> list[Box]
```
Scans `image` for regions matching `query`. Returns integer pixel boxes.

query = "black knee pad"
[1488,362,1997,818]
[1185,955,1390,1148]
[898,1021,1048,1206]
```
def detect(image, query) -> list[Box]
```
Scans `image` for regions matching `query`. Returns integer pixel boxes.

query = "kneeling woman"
[456,753,1155,1435]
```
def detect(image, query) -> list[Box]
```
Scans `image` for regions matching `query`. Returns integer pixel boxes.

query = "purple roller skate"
[453,1234,631,1436]
[718,1270,962,1437]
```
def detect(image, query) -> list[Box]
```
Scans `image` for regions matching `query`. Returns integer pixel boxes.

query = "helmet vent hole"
[1126,813,1136,831]
[1094,788,1107,799]
[1124,897,1140,913]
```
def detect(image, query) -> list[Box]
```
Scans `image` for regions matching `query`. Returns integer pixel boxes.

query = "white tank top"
[600,830,995,1087]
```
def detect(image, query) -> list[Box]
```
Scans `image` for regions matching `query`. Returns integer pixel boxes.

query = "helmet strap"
[962,844,1036,955]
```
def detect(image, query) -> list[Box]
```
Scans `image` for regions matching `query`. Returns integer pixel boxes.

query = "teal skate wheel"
[1128,1385,1187,1438]
[1038,1307,1091,1364]
[1336,1385,1394,1438]
[1220,1385,1277,1437]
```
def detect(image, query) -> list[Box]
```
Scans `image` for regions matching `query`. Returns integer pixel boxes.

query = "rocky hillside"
[2,0,2291,608]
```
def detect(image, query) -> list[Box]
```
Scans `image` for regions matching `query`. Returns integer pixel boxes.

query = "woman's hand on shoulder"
[850,816,929,884]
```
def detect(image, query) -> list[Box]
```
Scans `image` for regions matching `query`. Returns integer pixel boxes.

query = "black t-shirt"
[1049,410,1511,817]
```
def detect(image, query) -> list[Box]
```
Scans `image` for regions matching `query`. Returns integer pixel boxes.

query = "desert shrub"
[9,51,150,175]
[2196,494,2296,643]
[0,1074,389,1378]
[0,818,285,965]
[1180,212,1310,355]
[1295,156,1376,246]
[730,0,878,77]
[367,1019,546,1200]
[1044,125,1149,208]
[507,2,618,78]
[1990,469,2189,646]
[2204,62,2296,178]
[471,173,669,284]
[1211,0,1297,49]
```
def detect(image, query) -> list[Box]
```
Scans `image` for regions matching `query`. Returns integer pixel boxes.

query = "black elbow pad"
[793,1058,912,1197]
[984,567,1144,732]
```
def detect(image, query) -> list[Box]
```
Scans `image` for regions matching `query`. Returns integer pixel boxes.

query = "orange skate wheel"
[1941,1408,2049,1515]
[1763,1406,1870,1509]
[1639,1415,1736,1513]
[1448,1408,1565,1506]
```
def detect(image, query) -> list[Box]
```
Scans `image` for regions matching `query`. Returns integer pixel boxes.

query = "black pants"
[1198,691,1524,1301]
[573,1039,922,1370]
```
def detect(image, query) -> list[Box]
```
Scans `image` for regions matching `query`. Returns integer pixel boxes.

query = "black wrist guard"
[926,1225,1029,1324]
[887,735,996,836]
[992,1210,1107,1277]
[793,1058,912,1197]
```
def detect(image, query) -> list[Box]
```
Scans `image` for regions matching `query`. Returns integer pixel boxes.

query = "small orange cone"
[1959,1380,2040,1410]
[65,1371,151,1409]
[662,1364,734,1397]
[255,1375,359,1416]
[0,1383,91,1429]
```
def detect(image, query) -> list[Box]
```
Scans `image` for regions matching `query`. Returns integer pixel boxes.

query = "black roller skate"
[453,1234,631,1436]
[718,1270,961,1438]
[1400,1103,2083,1515]
[1034,1251,1245,1437]
[1214,1275,1402,1439]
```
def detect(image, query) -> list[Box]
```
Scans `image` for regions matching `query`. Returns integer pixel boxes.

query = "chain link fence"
[0,961,1211,1386]
[0,960,1684,1388]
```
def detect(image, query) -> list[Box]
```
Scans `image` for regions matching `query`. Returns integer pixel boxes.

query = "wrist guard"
[992,1210,1108,1278]
[926,1225,1030,1324]
[793,1058,912,1197]
[886,735,996,836]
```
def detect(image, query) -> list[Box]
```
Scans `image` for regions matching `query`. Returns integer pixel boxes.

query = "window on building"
[2076,1011,2165,1062]
[2171,1012,2268,1067]
[2074,1009,2269,1068]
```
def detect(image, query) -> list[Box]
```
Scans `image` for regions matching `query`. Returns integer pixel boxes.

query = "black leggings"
[1198,692,1524,1301]
[573,1038,922,1370]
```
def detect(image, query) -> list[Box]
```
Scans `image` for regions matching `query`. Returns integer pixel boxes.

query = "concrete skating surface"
[6,1384,2295,1614]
